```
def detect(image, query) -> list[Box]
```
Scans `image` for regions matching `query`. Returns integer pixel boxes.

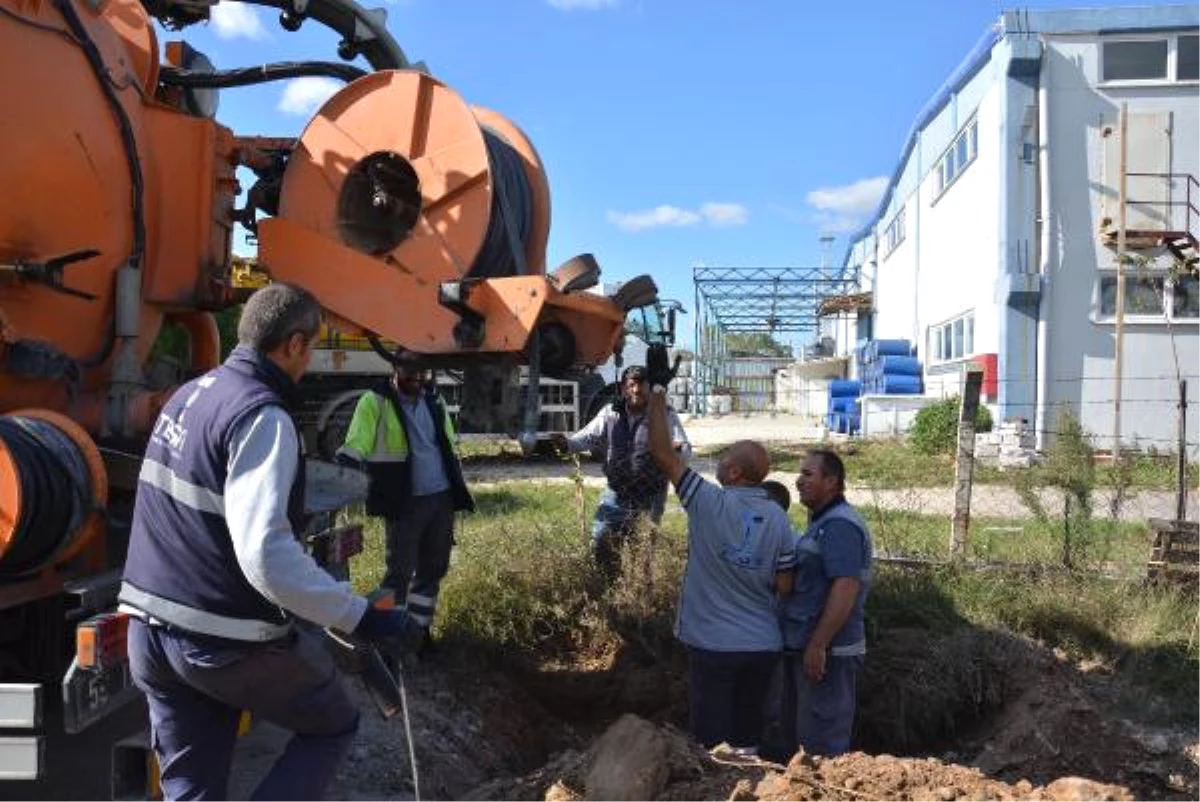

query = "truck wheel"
[316,395,362,460]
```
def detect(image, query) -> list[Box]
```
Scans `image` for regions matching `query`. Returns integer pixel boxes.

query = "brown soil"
[299,627,1198,802]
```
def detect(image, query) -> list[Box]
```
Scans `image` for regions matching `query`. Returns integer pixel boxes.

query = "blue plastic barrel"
[879,374,923,394]
[829,397,857,413]
[878,355,923,376]
[873,339,913,358]
[828,379,862,398]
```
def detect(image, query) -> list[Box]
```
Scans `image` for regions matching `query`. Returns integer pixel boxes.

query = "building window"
[928,311,975,364]
[1103,39,1169,81]
[1095,273,1198,320]
[883,207,905,256]
[934,119,978,199]
[1173,275,1199,319]
[1179,35,1199,81]
[1098,274,1164,316]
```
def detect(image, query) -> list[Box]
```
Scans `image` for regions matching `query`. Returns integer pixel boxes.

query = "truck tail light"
[76,612,130,670]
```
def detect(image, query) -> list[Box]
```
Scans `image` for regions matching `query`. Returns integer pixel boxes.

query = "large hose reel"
[0,411,107,577]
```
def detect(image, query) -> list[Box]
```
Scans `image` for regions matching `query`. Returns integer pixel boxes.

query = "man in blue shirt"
[783,449,873,756]
[644,382,794,755]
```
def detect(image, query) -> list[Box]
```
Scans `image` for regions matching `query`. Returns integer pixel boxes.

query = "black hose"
[470,128,533,279]
[159,61,367,89]
[54,0,144,270]
[0,418,91,575]
[54,0,144,370]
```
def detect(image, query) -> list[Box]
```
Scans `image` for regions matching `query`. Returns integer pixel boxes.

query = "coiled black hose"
[469,127,533,278]
[0,417,92,575]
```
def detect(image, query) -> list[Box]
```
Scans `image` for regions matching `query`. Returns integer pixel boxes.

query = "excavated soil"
[236,622,1199,802]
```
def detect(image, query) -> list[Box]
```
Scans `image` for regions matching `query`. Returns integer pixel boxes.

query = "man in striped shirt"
[644,381,795,755]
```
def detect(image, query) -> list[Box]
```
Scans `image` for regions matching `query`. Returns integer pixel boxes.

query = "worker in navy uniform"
[120,283,422,801]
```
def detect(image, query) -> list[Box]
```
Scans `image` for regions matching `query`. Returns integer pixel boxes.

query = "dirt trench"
[261,622,1200,802]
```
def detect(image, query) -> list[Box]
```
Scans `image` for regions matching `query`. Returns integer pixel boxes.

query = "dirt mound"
[754,751,1133,801]
[465,715,1139,801]
[324,655,580,800]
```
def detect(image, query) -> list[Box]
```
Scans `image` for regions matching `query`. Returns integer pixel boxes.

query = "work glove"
[354,606,426,656]
[334,452,362,469]
[645,343,680,391]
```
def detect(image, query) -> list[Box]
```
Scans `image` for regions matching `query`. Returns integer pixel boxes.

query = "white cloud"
[547,0,617,10]
[209,2,268,40]
[805,176,888,216]
[607,202,749,232]
[699,202,748,227]
[277,77,342,116]
[803,175,888,234]
[607,205,700,232]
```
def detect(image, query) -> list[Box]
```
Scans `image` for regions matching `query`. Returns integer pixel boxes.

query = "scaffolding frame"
[692,266,857,414]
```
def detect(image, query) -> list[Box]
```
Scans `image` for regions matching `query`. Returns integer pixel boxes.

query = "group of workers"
[116,282,874,800]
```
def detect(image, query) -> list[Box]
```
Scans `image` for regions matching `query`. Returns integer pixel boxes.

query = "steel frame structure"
[692,266,857,414]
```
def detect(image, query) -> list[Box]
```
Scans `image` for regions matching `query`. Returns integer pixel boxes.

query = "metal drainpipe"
[1035,67,1052,451]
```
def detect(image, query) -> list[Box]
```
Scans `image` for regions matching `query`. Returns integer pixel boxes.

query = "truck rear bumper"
[0,684,43,780]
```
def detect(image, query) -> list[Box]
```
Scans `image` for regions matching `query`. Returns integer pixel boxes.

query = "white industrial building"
[828,5,1199,454]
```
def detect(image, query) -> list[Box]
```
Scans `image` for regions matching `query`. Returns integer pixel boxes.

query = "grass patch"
[786,505,1153,573]
[349,479,1197,730]
[705,438,1196,491]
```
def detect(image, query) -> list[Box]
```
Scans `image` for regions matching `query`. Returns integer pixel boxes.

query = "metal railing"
[1124,172,1199,242]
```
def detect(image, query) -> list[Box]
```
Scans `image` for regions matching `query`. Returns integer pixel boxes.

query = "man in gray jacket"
[121,283,421,800]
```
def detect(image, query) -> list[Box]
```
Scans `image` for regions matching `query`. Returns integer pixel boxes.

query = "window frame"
[1100,33,1199,85]
[1092,270,1198,322]
[1102,38,1169,82]
[882,206,906,258]
[932,118,979,202]
[927,311,977,365]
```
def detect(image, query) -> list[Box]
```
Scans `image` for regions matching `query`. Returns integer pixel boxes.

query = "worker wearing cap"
[121,283,423,801]
[552,364,691,578]
[337,360,474,644]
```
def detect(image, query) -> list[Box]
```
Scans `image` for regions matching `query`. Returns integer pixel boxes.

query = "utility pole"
[950,370,984,559]
[1178,380,1189,523]
[1113,103,1128,460]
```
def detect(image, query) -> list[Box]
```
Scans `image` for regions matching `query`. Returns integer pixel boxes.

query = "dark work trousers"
[591,487,666,580]
[381,489,455,628]
[127,619,358,801]
[783,652,864,756]
[686,646,780,750]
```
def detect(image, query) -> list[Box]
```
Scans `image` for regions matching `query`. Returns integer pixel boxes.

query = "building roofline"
[840,4,1200,271]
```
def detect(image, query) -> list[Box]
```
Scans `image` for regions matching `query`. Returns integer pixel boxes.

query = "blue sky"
[174,0,1141,347]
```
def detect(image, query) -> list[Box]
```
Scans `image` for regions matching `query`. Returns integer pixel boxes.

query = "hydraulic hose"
[159,61,367,89]
[0,416,92,575]
[470,128,534,279]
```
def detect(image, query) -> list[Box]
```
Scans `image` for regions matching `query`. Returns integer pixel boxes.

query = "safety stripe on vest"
[139,458,225,516]
[367,394,408,463]
[831,639,866,657]
[119,582,292,642]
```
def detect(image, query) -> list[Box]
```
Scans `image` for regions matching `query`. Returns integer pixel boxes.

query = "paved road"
[464,457,1198,523]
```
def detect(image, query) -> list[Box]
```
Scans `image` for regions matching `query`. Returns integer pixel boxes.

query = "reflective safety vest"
[337,385,474,517]
[120,347,302,642]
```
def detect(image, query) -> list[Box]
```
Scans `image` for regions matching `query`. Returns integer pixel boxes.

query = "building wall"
[840,7,1199,454]
[1040,30,1199,454]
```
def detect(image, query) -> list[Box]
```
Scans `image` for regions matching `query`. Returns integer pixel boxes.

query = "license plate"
[312,524,364,567]
[62,657,141,735]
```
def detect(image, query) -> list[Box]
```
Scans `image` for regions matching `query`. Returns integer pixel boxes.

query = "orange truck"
[0,0,657,788]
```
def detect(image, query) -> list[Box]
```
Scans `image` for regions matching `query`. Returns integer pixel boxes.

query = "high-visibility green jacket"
[337,384,474,517]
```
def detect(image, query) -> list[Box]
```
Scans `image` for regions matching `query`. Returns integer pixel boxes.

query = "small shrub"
[909,396,993,455]
[1014,410,1099,569]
